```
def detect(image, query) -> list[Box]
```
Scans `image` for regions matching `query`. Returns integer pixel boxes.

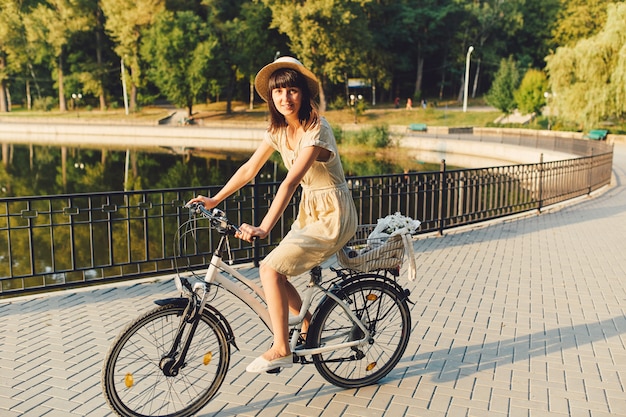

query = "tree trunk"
[414,55,424,99]
[58,54,67,112]
[249,79,254,110]
[26,80,32,110]
[457,72,464,103]
[95,10,107,111]
[438,62,446,100]
[130,83,137,113]
[28,63,42,100]
[225,69,236,114]
[2,143,8,167]
[0,55,8,113]
[61,146,67,191]
[472,58,481,98]
[0,82,7,113]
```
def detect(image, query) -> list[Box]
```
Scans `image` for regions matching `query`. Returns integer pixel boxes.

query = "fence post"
[588,148,594,195]
[537,153,544,213]
[252,178,261,267]
[438,159,447,236]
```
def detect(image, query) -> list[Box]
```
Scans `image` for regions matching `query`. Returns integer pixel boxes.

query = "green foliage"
[0,0,621,122]
[155,161,215,189]
[335,124,390,149]
[101,0,166,111]
[262,0,374,109]
[546,3,626,128]
[552,0,613,47]
[140,11,213,115]
[329,96,347,111]
[514,69,548,115]
[486,57,520,114]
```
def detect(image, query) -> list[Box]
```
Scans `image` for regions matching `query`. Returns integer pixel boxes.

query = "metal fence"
[0,135,613,297]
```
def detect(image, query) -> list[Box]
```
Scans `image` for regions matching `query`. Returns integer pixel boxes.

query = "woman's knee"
[259,264,285,286]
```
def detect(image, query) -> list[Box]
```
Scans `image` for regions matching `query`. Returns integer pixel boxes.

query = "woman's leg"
[248,265,312,372]
[259,264,291,360]
[284,280,312,337]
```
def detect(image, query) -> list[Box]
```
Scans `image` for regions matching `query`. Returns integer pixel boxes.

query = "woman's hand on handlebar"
[186,195,218,210]
[236,223,268,243]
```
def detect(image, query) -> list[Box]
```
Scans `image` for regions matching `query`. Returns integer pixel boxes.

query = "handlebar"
[184,202,240,235]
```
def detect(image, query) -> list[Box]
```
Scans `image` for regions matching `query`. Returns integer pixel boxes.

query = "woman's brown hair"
[267,68,319,133]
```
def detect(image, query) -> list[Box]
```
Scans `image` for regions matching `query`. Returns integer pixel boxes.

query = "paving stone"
[1,143,626,417]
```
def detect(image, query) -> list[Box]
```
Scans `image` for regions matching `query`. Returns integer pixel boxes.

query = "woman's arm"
[187,140,274,209]
[237,145,322,241]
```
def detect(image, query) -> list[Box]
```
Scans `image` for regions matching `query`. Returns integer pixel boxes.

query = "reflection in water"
[0,142,447,198]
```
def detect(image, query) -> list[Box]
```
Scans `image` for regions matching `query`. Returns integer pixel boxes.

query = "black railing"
[0,136,613,297]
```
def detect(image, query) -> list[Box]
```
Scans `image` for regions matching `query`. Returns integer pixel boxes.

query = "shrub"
[340,124,390,148]
[32,97,55,111]
[514,69,548,115]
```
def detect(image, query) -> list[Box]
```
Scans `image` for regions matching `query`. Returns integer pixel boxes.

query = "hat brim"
[254,58,319,102]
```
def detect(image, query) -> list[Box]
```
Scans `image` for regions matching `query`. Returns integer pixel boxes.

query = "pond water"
[0,142,445,198]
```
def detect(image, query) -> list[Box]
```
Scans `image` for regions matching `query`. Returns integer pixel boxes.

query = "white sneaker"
[245,354,293,373]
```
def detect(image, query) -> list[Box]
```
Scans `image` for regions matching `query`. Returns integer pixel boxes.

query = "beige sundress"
[261,117,358,277]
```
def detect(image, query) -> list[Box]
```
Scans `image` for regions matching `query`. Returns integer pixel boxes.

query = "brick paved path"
[1,144,625,417]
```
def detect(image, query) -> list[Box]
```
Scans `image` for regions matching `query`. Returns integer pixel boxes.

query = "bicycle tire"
[307,275,411,388]
[102,303,230,417]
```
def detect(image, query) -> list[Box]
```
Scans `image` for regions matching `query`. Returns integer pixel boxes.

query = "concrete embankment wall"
[0,121,266,152]
[0,120,610,166]
[396,135,574,167]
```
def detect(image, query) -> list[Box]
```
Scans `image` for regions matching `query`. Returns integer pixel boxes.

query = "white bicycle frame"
[176,249,372,358]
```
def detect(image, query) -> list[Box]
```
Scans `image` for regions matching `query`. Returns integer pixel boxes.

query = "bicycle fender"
[154,298,239,351]
[334,274,412,303]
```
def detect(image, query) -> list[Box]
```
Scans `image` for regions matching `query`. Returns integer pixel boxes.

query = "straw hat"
[254,56,319,102]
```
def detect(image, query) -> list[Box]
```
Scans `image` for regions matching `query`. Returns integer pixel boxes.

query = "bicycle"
[101,203,414,417]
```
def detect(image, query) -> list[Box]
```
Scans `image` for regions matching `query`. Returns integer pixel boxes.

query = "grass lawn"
[0,99,502,128]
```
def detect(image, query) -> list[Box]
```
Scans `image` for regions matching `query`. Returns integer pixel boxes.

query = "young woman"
[187,57,357,373]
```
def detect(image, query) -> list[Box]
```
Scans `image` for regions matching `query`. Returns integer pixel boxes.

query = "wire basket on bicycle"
[336,213,420,280]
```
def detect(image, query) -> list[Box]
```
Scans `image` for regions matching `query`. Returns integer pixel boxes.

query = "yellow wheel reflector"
[203,351,213,366]
[366,362,377,371]
[124,373,134,388]
[366,293,378,301]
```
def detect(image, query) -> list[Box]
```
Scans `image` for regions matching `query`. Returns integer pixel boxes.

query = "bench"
[584,129,608,140]
[407,123,427,132]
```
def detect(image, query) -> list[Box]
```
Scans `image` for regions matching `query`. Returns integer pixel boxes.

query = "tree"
[202,0,278,114]
[552,0,612,47]
[485,56,520,114]
[141,10,213,116]
[546,3,626,129]
[101,0,165,112]
[399,0,458,100]
[24,0,93,112]
[0,0,25,112]
[262,0,374,111]
[455,0,524,101]
[508,0,561,69]
[232,1,278,110]
[514,69,548,115]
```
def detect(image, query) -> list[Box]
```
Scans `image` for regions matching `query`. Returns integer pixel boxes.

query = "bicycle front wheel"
[102,303,230,417]
[307,275,411,388]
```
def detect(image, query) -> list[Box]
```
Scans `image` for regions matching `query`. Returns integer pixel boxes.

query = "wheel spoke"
[102,304,230,417]
[308,276,411,388]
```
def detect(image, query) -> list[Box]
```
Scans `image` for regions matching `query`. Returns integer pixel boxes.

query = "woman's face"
[271,86,302,119]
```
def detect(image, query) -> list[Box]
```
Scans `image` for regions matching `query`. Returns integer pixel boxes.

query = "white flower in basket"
[339,212,420,280]
[366,212,422,249]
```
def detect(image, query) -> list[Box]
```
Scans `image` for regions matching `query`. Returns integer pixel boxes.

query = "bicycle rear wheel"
[307,275,411,388]
[102,303,230,417]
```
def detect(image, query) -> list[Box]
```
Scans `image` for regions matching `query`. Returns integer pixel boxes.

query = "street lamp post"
[350,94,363,124]
[71,93,82,117]
[463,46,474,113]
